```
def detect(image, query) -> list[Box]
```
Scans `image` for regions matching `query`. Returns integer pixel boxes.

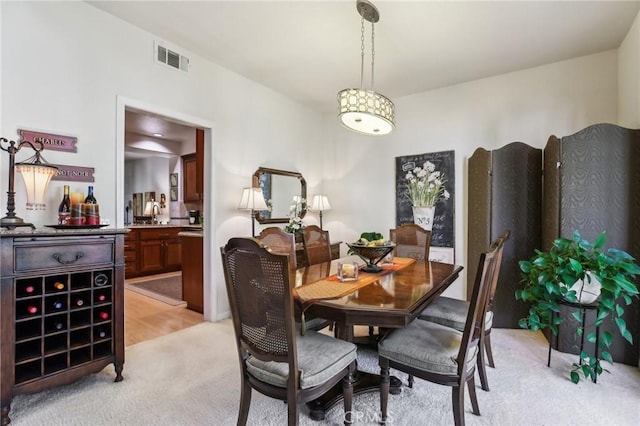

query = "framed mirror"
[253,167,306,224]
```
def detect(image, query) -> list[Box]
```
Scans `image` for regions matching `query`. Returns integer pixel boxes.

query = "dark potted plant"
[516,231,640,383]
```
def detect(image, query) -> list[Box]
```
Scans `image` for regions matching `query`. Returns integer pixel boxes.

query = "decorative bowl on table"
[346,242,395,273]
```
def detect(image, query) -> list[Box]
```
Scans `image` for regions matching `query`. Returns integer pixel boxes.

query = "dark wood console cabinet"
[0,229,126,425]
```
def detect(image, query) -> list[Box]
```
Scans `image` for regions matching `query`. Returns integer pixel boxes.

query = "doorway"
[116,96,215,344]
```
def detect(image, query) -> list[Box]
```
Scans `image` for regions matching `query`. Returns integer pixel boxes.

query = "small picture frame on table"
[170,187,178,202]
[170,173,178,187]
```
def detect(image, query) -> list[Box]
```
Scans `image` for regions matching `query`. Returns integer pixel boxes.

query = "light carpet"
[9,321,640,426]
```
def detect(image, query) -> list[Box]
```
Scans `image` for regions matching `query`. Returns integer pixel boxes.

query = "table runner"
[295,257,416,303]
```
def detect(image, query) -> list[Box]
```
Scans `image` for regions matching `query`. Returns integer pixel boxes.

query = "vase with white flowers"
[284,196,306,235]
[404,161,450,230]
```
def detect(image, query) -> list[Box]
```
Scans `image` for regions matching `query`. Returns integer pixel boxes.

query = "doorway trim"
[116,96,217,321]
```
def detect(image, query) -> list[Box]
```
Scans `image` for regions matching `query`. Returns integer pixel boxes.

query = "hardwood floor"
[124,288,204,347]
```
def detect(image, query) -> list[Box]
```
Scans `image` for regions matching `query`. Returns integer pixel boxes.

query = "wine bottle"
[84,186,97,204]
[52,300,63,310]
[96,294,107,302]
[25,285,35,294]
[98,311,109,320]
[75,298,84,307]
[96,329,107,338]
[58,185,71,225]
[54,282,65,291]
[54,322,64,331]
[27,305,38,315]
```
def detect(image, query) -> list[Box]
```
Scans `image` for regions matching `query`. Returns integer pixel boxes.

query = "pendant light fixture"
[338,0,395,136]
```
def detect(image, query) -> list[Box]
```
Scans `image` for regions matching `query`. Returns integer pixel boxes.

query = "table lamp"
[238,187,268,236]
[310,194,331,230]
[1,137,58,229]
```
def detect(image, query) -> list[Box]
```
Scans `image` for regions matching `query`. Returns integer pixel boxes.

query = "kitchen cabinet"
[127,227,183,277]
[0,229,126,425]
[180,232,203,313]
[182,130,204,202]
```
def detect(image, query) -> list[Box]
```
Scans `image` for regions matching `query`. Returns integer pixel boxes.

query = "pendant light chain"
[370,21,375,91]
[360,16,365,90]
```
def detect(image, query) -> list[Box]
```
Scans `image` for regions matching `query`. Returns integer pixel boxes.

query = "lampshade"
[337,0,395,136]
[15,162,58,210]
[143,201,161,215]
[238,187,268,211]
[310,195,332,212]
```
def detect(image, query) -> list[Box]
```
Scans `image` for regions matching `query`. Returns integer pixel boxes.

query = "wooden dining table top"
[294,255,463,329]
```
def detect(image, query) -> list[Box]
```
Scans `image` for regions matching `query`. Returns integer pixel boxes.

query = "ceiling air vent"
[155,42,189,72]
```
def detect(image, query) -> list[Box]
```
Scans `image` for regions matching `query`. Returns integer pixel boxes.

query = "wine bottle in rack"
[54,322,64,331]
[27,305,38,315]
[96,293,107,302]
[25,285,35,294]
[51,300,63,310]
[94,273,109,287]
[54,282,65,291]
[74,298,84,307]
[96,329,107,339]
[98,311,109,320]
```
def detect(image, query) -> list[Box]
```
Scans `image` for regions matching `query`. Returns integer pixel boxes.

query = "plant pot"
[412,206,435,231]
[565,271,602,304]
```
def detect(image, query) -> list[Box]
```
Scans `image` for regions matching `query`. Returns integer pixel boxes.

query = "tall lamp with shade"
[238,187,268,237]
[310,195,331,230]
[0,137,58,230]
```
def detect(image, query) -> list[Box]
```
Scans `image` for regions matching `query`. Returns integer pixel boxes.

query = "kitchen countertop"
[127,224,203,230]
[178,230,203,238]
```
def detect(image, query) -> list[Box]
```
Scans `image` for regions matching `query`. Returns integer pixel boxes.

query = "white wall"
[322,50,619,298]
[0,2,326,321]
[619,10,640,128]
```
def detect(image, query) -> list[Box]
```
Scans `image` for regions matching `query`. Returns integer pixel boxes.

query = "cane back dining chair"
[389,223,431,261]
[377,242,499,426]
[416,230,510,391]
[220,237,357,426]
[257,227,298,271]
[302,225,332,266]
[256,227,332,333]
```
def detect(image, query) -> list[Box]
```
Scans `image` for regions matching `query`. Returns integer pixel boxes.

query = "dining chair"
[389,223,431,261]
[377,243,499,426]
[220,237,357,426]
[303,225,332,266]
[416,230,510,391]
[257,226,298,270]
[256,227,332,333]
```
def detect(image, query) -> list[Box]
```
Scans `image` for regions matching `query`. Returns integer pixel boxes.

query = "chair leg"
[379,359,390,425]
[343,364,354,425]
[484,332,495,368]
[238,378,252,426]
[408,374,414,388]
[451,384,465,426]
[476,345,490,392]
[287,396,299,426]
[467,375,480,416]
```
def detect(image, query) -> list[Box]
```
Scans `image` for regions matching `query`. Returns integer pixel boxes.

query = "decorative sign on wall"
[18,129,77,153]
[395,150,455,261]
[51,165,95,182]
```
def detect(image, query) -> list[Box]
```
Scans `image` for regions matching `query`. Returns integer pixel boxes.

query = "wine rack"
[1,231,126,425]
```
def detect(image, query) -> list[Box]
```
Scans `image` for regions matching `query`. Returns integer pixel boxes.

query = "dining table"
[293,255,463,420]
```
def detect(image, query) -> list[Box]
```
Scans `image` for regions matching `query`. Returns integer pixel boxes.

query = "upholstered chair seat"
[378,320,478,376]
[247,330,357,389]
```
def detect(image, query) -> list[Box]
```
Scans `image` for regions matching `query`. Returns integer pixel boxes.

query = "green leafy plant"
[516,231,640,383]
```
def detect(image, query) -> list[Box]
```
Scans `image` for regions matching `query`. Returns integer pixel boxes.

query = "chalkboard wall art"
[396,150,455,252]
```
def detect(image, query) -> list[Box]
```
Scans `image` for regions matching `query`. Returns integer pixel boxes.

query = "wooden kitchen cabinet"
[124,229,138,277]
[180,232,203,313]
[132,227,183,277]
[182,129,204,202]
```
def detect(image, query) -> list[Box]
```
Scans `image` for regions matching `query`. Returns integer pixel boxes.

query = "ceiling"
[91,0,638,115]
